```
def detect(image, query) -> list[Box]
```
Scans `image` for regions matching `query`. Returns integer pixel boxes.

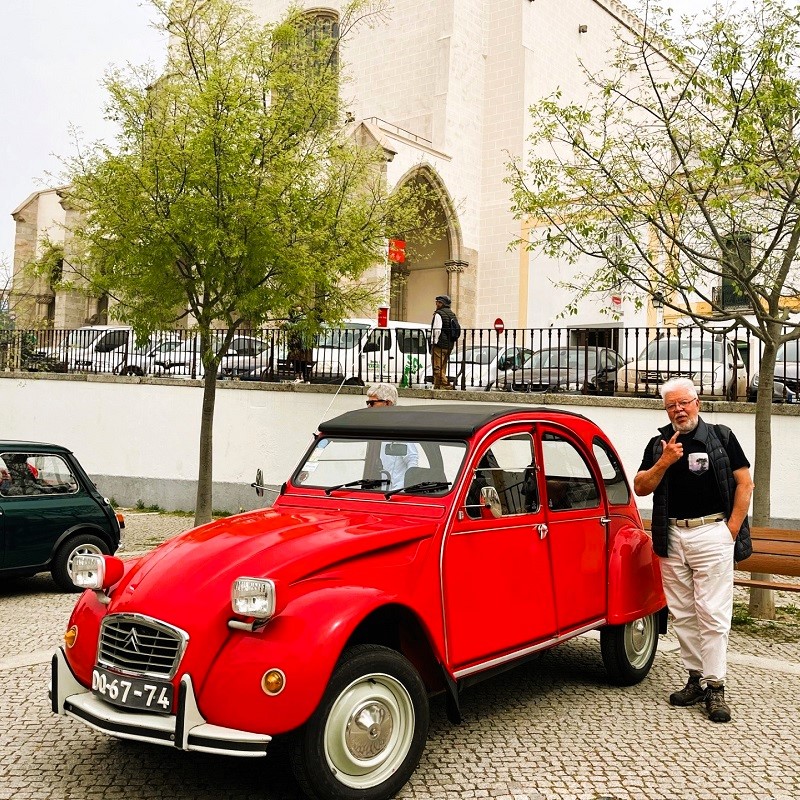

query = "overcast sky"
[0,0,719,283]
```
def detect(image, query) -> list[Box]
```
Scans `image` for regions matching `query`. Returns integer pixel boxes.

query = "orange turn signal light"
[261,669,286,696]
[64,626,78,648]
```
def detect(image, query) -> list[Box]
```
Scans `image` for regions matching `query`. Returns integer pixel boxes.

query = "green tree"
[507,0,800,617]
[65,0,433,525]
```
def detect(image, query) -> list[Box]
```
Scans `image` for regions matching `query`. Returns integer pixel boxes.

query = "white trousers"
[658,520,735,684]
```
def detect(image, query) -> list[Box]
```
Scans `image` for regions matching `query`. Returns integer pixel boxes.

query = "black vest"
[649,417,752,562]
[432,307,457,349]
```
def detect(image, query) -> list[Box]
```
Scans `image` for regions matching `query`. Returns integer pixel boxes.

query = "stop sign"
[493,318,505,334]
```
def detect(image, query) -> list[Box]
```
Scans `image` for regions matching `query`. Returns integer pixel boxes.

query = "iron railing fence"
[1,325,797,401]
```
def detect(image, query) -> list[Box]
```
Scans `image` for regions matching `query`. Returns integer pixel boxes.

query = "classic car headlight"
[70,554,106,589]
[70,554,125,590]
[232,578,276,619]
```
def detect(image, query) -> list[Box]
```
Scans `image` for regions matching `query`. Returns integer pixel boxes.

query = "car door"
[442,429,556,669]
[0,451,97,571]
[538,426,608,632]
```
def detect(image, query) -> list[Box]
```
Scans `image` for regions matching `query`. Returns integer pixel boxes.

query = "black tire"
[51,534,109,592]
[600,613,658,686]
[291,644,429,800]
[122,366,144,377]
[343,377,365,387]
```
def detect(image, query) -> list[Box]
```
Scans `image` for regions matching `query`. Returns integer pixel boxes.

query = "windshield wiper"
[384,481,451,498]
[324,478,390,496]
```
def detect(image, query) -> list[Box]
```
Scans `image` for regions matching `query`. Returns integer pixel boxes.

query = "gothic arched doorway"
[389,166,463,324]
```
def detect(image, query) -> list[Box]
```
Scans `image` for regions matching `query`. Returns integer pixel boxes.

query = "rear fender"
[607,525,666,625]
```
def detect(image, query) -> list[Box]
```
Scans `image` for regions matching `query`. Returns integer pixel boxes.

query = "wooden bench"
[641,520,800,592]
[734,527,800,593]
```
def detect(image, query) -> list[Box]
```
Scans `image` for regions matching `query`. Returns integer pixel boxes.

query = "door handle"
[600,516,611,525]
[535,523,548,539]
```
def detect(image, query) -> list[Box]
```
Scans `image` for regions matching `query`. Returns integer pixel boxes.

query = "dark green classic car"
[0,441,123,590]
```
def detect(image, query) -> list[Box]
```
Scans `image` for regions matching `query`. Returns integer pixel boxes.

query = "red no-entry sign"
[494,318,505,334]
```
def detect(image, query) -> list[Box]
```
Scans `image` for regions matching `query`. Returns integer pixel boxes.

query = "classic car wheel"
[291,644,429,800]
[121,366,144,376]
[599,613,658,686]
[52,534,109,592]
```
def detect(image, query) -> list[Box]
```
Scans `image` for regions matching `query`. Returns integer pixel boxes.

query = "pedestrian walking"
[634,377,753,723]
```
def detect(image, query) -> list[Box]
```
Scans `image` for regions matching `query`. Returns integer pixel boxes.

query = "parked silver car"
[502,346,625,394]
[617,335,747,400]
[445,344,534,391]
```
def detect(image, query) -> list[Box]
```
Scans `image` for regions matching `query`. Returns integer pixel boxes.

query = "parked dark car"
[748,340,799,402]
[502,346,626,394]
[0,441,124,590]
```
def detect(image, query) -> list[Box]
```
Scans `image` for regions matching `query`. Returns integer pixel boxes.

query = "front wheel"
[600,613,658,686]
[291,644,429,800]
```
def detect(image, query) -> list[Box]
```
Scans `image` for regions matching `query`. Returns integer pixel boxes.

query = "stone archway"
[389,166,467,324]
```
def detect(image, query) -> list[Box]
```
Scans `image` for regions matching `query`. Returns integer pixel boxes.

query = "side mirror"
[479,486,502,519]
[253,468,265,497]
[362,342,379,353]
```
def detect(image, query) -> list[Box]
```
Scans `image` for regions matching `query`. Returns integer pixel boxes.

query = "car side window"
[0,452,79,497]
[541,433,600,511]
[466,434,538,518]
[592,438,630,506]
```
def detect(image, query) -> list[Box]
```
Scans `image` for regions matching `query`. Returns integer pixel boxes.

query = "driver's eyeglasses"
[366,399,386,407]
[665,398,697,412]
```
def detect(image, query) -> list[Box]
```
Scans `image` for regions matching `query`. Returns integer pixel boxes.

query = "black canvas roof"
[318,404,585,439]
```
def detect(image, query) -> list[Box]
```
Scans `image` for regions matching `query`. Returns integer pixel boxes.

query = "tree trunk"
[194,366,217,526]
[749,332,778,620]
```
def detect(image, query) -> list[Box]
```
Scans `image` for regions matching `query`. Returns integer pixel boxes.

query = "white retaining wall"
[2,374,799,523]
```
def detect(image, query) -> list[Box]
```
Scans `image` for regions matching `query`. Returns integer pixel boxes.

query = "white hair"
[367,383,398,405]
[660,377,698,400]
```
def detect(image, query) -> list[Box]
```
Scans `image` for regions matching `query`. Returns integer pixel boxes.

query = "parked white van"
[311,318,431,386]
[33,326,134,373]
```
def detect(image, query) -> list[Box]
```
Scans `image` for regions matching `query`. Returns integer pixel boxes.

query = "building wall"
[1,373,799,525]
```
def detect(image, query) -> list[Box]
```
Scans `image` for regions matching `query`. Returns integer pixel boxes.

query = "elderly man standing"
[634,377,753,723]
[430,294,459,390]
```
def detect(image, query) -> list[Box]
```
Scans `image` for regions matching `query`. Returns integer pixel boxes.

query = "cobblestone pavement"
[1,512,798,800]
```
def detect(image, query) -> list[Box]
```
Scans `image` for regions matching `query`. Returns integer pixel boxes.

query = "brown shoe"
[705,683,731,723]
[669,671,705,706]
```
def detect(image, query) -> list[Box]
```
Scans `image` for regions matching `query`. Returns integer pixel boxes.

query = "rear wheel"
[600,613,658,686]
[121,366,144,376]
[51,534,109,592]
[291,644,429,800]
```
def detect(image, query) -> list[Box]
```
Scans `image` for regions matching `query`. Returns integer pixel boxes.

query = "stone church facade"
[10,0,648,333]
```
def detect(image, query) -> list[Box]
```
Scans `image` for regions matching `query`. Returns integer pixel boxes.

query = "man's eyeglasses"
[366,399,386,407]
[665,398,697,412]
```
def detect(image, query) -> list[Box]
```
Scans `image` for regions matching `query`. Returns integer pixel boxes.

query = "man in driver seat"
[365,384,419,490]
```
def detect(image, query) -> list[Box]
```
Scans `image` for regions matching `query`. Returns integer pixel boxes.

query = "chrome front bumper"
[51,648,271,757]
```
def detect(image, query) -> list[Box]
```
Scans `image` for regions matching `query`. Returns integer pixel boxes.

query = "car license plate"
[91,666,174,714]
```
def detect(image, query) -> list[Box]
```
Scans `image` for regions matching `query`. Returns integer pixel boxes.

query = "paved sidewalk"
[1,511,798,800]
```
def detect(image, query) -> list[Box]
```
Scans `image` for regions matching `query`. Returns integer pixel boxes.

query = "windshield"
[777,340,800,361]
[65,329,102,348]
[293,437,467,495]
[316,323,371,350]
[527,348,599,369]
[455,346,500,365]
[641,338,724,362]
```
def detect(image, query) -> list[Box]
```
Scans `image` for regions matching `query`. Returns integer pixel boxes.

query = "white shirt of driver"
[380,442,420,490]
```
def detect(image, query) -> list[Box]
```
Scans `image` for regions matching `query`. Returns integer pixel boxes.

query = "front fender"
[607,525,666,625]
[197,585,407,736]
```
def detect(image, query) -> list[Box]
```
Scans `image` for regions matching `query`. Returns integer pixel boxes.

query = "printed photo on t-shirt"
[688,452,709,475]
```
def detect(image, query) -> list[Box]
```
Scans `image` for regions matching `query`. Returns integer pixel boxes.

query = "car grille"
[97,614,188,679]
[639,370,694,382]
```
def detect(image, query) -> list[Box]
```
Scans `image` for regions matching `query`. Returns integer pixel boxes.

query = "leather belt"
[668,513,725,528]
